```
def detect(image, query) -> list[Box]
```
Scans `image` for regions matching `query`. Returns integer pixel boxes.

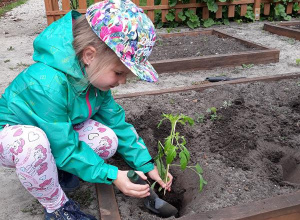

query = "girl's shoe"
[44,199,97,220]
[58,169,80,192]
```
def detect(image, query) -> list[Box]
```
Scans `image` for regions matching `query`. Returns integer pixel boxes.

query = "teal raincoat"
[0,11,154,184]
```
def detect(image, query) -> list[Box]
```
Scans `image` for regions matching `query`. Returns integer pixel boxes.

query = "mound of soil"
[109,77,300,219]
[149,34,259,61]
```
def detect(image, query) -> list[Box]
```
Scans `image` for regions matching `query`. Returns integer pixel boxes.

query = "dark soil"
[149,34,259,61]
[110,77,300,220]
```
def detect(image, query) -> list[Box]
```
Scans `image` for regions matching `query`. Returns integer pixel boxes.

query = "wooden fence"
[44,0,300,25]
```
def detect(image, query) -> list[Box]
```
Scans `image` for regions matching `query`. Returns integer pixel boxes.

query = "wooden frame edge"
[263,23,300,41]
[179,190,300,220]
[114,72,300,99]
[95,183,121,220]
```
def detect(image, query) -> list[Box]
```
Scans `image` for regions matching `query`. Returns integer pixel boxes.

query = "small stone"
[4,31,9,34]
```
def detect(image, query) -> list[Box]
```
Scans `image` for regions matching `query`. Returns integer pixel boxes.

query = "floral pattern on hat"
[86,0,158,82]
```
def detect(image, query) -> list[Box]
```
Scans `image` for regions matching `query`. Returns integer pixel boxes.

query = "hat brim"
[121,59,158,83]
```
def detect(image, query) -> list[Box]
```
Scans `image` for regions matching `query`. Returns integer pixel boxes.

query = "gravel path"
[0,0,299,219]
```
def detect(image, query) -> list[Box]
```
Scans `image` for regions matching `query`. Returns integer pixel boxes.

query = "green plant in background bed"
[0,0,27,17]
[154,113,207,194]
[206,107,221,121]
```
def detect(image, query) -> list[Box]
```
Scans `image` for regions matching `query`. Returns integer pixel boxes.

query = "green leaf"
[166,12,175,21]
[218,0,226,2]
[195,163,203,174]
[199,175,205,192]
[207,0,218,13]
[178,11,186,21]
[293,3,300,11]
[169,0,177,7]
[155,156,166,179]
[185,9,194,18]
[151,181,157,189]
[183,146,190,161]
[166,146,177,164]
[223,19,229,25]
[156,21,164,29]
[182,115,195,126]
[179,151,188,170]
[284,15,292,21]
[164,136,173,152]
[210,107,217,114]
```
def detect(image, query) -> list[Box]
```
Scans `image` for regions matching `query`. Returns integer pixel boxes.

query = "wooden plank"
[240,4,247,16]
[148,29,280,73]
[264,23,300,41]
[151,49,279,73]
[278,21,300,26]
[213,30,269,49]
[216,5,222,18]
[62,0,70,10]
[202,7,209,19]
[161,0,168,23]
[51,0,60,21]
[264,3,271,15]
[159,29,213,37]
[44,0,55,25]
[147,0,155,22]
[114,72,300,99]
[179,191,300,220]
[96,183,121,220]
[228,5,235,17]
[190,0,197,16]
[78,0,87,9]
[175,8,181,21]
[254,0,261,20]
[286,2,293,14]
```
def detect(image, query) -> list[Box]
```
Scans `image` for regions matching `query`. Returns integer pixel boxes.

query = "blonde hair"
[72,15,120,83]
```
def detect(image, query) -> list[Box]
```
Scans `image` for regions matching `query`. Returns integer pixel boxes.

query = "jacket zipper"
[85,88,92,119]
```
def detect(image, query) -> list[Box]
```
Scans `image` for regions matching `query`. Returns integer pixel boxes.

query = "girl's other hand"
[148,166,173,192]
[113,170,150,198]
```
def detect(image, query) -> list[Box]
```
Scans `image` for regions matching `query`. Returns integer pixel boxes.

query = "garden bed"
[149,30,279,73]
[263,21,300,41]
[106,73,300,220]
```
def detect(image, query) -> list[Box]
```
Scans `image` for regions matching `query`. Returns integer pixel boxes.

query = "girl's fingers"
[127,184,150,198]
[157,178,167,188]
[136,171,148,180]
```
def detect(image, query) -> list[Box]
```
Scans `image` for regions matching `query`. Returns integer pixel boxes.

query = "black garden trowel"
[127,170,178,218]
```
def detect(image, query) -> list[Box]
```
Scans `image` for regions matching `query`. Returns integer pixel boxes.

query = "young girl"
[0,0,173,219]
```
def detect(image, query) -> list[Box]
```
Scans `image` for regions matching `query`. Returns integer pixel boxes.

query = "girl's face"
[87,60,132,91]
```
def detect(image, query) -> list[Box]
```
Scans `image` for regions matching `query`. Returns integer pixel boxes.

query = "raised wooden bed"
[95,72,300,220]
[263,21,300,41]
[150,29,280,74]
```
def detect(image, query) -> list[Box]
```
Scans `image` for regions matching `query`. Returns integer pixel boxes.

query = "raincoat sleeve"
[92,91,154,173]
[7,82,118,184]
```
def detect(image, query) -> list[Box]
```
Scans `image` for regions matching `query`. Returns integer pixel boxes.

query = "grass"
[0,0,28,17]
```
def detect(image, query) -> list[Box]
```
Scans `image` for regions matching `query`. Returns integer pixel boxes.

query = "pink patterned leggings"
[0,119,118,213]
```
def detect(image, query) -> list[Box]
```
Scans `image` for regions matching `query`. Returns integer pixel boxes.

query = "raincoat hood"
[33,11,88,93]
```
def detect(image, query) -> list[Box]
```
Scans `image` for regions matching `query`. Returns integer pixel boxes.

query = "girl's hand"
[148,166,173,192]
[113,170,150,198]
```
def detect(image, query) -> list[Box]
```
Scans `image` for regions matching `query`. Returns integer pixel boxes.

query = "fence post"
[44,0,55,25]
[254,0,261,20]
